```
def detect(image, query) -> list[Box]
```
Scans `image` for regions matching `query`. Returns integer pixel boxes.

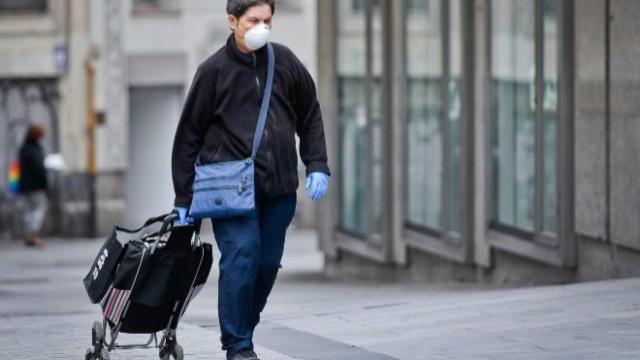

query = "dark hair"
[25,124,45,142]
[226,0,275,18]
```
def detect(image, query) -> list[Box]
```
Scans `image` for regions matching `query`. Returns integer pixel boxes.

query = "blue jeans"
[211,194,297,353]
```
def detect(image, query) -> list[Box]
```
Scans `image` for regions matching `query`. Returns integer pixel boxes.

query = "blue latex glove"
[305,172,329,202]
[174,207,194,225]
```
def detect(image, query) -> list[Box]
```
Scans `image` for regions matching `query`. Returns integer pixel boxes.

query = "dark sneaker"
[227,348,259,360]
[24,235,43,247]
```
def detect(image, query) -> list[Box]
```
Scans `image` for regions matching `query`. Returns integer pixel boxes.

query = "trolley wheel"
[92,321,105,345]
[85,347,108,360]
[159,343,184,360]
[173,344,184,360]
[100,348,110,360]
[160,348,171,360]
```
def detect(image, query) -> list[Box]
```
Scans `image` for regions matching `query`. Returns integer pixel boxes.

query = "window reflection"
[371,0,384,236]
[490,0,558,235]
[408,0,430,12]
[407,79,443,229]
[448,0,463,233]
[338,0,367,235]
[339,79,367,234]
[337,0,384,237]
[406,0,442,230]
[490,0,535,232]
[405,0,462,235]
[448,78,462,233]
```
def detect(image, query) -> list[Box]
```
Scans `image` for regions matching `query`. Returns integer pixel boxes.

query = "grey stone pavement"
[1,225,640,359]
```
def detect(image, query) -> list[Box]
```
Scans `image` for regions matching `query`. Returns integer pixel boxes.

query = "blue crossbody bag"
[189,43,275,220]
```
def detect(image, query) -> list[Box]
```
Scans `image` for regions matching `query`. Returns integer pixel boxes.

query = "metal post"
[86,60,97,238]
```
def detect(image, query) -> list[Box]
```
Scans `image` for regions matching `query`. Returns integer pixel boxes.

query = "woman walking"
[18,124,48,247]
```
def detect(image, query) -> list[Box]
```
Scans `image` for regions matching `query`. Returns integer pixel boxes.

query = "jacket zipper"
[193,173,250,184]
[194,185,240,193]
[252,53,261,102]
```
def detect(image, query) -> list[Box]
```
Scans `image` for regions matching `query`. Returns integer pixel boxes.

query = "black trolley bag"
[84,213,213,360]
[83,213,174,304]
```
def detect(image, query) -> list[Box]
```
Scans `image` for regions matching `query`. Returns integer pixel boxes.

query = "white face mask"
[244,23,270,51]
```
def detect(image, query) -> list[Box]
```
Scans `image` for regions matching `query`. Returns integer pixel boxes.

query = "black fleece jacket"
[19,140,47,193]
[172,35,330,208]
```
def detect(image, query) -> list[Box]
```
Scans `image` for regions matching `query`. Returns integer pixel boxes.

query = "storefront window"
[406,0,462,235]
[491,0,535,232]
[370,0,384,236]
[337,0,366,235]
[448,0,463,233]
[406,0,442,230]
[338,77,367,235]
[490,0,558,236]
[337,0,384,238]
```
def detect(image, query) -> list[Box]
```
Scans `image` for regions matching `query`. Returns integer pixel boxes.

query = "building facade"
[0,0,92,237]
[316,0,640,283]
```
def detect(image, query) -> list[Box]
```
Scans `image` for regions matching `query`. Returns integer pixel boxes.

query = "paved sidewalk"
[1,226,640,359]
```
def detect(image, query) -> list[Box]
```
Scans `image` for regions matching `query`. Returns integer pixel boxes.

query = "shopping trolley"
[83,213,212,360]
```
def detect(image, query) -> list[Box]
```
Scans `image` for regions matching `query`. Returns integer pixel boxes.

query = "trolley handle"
[151,213,179,254]
[142,213,173,228]
[160,213,179,234]
[191,219,203,250]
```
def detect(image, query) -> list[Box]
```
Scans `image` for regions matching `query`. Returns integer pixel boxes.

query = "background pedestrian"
[18,124,48,247]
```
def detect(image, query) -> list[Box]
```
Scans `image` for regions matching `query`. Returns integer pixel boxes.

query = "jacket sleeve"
[292,55,331,177]
[172,66,214,208]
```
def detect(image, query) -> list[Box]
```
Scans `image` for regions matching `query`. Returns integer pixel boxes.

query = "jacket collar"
[225,33,267,67]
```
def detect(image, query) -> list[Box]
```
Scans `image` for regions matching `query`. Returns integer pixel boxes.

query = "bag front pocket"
[189,159,256,219]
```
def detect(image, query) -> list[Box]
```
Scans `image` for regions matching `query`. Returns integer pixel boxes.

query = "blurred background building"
[1,0,639,285]
[0,0,316,237]
[316,0,640,284]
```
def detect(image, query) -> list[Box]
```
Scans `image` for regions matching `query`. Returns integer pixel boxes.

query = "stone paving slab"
[2,229,640,359]
[1,312,295,360]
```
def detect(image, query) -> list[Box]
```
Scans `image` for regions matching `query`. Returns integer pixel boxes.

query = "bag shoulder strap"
[250,43,275,160]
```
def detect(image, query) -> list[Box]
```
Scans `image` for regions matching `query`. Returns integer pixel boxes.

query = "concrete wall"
[125,86,183,227]
[574,0,607,241]
[0,0,87,173]
[609,0,640,251]
[0,0,97,239]
[575,0,640,251]
[0,1,66,78]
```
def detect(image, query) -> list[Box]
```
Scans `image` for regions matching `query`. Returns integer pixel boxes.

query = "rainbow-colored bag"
[7,160,20,194]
